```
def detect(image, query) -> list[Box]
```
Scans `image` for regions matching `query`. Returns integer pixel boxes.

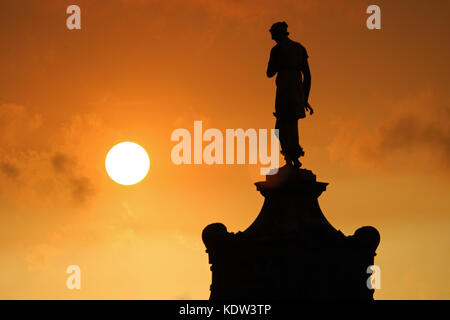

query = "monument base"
[202,166,380,300]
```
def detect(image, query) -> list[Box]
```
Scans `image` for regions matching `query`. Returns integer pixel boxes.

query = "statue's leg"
[275,117,292,166]
[285,118,303,158]
[292,119,303,168]
[293,119,304,157]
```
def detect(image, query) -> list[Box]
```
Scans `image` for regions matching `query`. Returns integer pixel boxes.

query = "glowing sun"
[105,142,150,185]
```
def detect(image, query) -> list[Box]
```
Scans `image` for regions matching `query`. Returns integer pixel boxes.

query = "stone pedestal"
[202,166,380,300]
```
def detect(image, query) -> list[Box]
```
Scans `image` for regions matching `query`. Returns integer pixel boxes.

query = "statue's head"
[269,21,289,42]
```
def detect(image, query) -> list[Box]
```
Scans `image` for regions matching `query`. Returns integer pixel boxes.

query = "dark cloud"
[51,153,96,204]
[70,176,95,204]
[329,91,450,174]
[51,153,75,173]
[376,112,450,166]
[0,104,111,209]
[0,161,20,179]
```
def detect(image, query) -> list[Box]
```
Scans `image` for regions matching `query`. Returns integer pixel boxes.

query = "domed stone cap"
[351,226,381,252]
[202,223,229,248]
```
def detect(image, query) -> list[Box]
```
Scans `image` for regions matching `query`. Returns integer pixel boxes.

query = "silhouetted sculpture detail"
[267,22,313,168]
[202,22,380,300]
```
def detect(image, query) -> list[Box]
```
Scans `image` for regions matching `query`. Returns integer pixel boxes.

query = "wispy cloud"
[328,90,450,175]
[0,104,103,208]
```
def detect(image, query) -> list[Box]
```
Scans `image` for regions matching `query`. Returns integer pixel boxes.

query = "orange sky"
[0,0,449,299]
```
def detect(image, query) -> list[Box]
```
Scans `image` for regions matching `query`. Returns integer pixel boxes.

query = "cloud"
[328,90,450,175]
[51,153,75,173]
[118,0,340,19]
[0,104,100,208]
[0,104,130,257]
[0,103,44,149]
[375,112,450,164]
[25,244,58,271]
[69,176,95,204]
[0,161,20,179]
[50,152,95,204]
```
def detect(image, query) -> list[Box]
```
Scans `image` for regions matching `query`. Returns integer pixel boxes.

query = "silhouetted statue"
[267,21,313,168]
[202,21,381,300]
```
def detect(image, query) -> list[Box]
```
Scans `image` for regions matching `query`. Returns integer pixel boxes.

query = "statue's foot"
[285,159,293,167]
[299,148,305,157]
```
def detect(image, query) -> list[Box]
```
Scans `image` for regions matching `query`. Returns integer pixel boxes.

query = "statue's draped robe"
[267,38,309,160]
